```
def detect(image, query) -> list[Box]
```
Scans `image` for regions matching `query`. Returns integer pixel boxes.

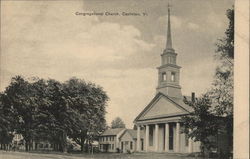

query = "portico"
[136,121,193,153]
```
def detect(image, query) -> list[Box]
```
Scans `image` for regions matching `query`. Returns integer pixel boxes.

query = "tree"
[3,76,41,151]
[181,95,219,157]
[212,8,234,118]
[111,117,126,129]
[63,78,108,152]
[207,8,234,156]
[36,79,87,153]
[182,8,234,158]
[215,8,234,60]
[0,93,15,150]
[1,76,109,152]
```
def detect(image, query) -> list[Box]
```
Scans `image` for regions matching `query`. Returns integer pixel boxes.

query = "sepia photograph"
[0,0,248,159]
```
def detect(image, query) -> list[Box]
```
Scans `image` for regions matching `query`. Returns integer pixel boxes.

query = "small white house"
[119,129,144,153]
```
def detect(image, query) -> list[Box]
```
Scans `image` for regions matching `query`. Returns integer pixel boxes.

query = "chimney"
[191,92,195,102]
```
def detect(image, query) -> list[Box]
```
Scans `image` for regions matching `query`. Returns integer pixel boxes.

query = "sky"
[1,0,234,128]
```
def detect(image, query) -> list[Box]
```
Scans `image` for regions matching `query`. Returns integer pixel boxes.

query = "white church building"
[134,6,200,153]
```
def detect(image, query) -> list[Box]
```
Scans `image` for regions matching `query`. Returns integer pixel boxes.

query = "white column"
[188,129,193,153]
[165,123,169,152]
[188,138,193,153]
[136,125,141,151]
[176,122,180,152]
[155,124,159,151]
[145,125,149,152]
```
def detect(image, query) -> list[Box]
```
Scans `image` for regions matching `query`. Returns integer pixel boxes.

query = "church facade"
[133,6,200,153]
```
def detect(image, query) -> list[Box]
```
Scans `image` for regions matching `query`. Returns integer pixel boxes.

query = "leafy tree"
[0,93,14,149]
[36,79,86,152]
[182,8,234,158]
[212,8,234,119]
[31,77,108,152]
[216,8,234,60]
[63,78,108,152]
[181,95,219,156]
[111,117,126,129]
[3,76,41,151]
[207,8,234,156]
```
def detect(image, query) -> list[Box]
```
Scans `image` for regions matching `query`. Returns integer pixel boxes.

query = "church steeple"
[166,4,173,51]
[156,4,182,98]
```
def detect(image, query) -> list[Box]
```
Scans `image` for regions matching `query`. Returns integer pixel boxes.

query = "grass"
[0,150,203,159]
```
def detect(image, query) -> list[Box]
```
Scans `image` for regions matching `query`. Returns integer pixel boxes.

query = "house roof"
[101,128,125,136]
[134,92,193,122]
[127,129,144,139]
[119,129,144,139]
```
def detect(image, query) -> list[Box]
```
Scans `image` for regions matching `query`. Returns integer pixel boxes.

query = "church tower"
[156,4,182,98]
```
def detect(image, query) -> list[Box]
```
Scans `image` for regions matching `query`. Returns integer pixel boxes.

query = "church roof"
[134,92,193,122]
[167,96,193,112]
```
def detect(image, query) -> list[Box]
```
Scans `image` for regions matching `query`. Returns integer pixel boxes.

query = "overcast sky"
[1,0,234,128]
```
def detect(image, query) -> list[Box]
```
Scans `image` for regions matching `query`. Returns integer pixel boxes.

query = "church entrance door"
[169,125,174,150]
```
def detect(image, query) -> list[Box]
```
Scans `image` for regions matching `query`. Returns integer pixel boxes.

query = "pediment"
[135,93,189,121]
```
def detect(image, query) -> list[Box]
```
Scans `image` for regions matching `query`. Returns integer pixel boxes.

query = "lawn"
[0,151,200,159]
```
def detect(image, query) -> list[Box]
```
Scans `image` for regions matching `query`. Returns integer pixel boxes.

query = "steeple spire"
[157,3,182,98]
[166,3,173,51]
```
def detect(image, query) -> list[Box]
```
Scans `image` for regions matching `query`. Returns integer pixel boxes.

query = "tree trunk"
[85,139,89,153]
[227,128,233,158]
[61,131,67,153]
[25,143,28,151]
[52,143,55,151]
[225,117,233,159]
[80,137,85,152]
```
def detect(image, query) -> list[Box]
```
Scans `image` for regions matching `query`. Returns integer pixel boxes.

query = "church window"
[173,57,176,64]
[171,72,176,82]
[167,57,171,63]
[130,141,133,149]
[170,57,173,64]
[162,72,167,81]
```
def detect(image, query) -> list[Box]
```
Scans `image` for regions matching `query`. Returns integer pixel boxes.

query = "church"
[133,6,200,153]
